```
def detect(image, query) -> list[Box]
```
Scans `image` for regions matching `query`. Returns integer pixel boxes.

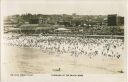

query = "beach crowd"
[3,34,124,59]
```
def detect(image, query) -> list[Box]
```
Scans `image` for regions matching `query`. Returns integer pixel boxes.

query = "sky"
[1,0,127,16]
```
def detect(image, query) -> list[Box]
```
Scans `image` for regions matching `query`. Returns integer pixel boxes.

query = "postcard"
[1,0,127,82]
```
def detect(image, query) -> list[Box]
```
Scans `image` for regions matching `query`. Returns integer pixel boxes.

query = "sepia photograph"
[1,0,127,82]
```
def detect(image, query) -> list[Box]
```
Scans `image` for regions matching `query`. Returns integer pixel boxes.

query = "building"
[107,14,117,26]
[107,14,124,26]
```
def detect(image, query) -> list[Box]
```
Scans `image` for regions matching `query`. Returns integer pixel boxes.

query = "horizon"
[5,13,124,17]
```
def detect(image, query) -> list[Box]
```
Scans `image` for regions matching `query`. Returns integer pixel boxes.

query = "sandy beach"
[2,45,124,74]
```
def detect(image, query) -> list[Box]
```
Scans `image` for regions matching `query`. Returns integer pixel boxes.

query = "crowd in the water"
[3,34,124,59]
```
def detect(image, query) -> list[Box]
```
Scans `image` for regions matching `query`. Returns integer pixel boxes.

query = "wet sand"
[2,45,124,74]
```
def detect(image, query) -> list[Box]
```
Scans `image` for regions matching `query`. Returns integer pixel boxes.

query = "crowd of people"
[3,34,124,59]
